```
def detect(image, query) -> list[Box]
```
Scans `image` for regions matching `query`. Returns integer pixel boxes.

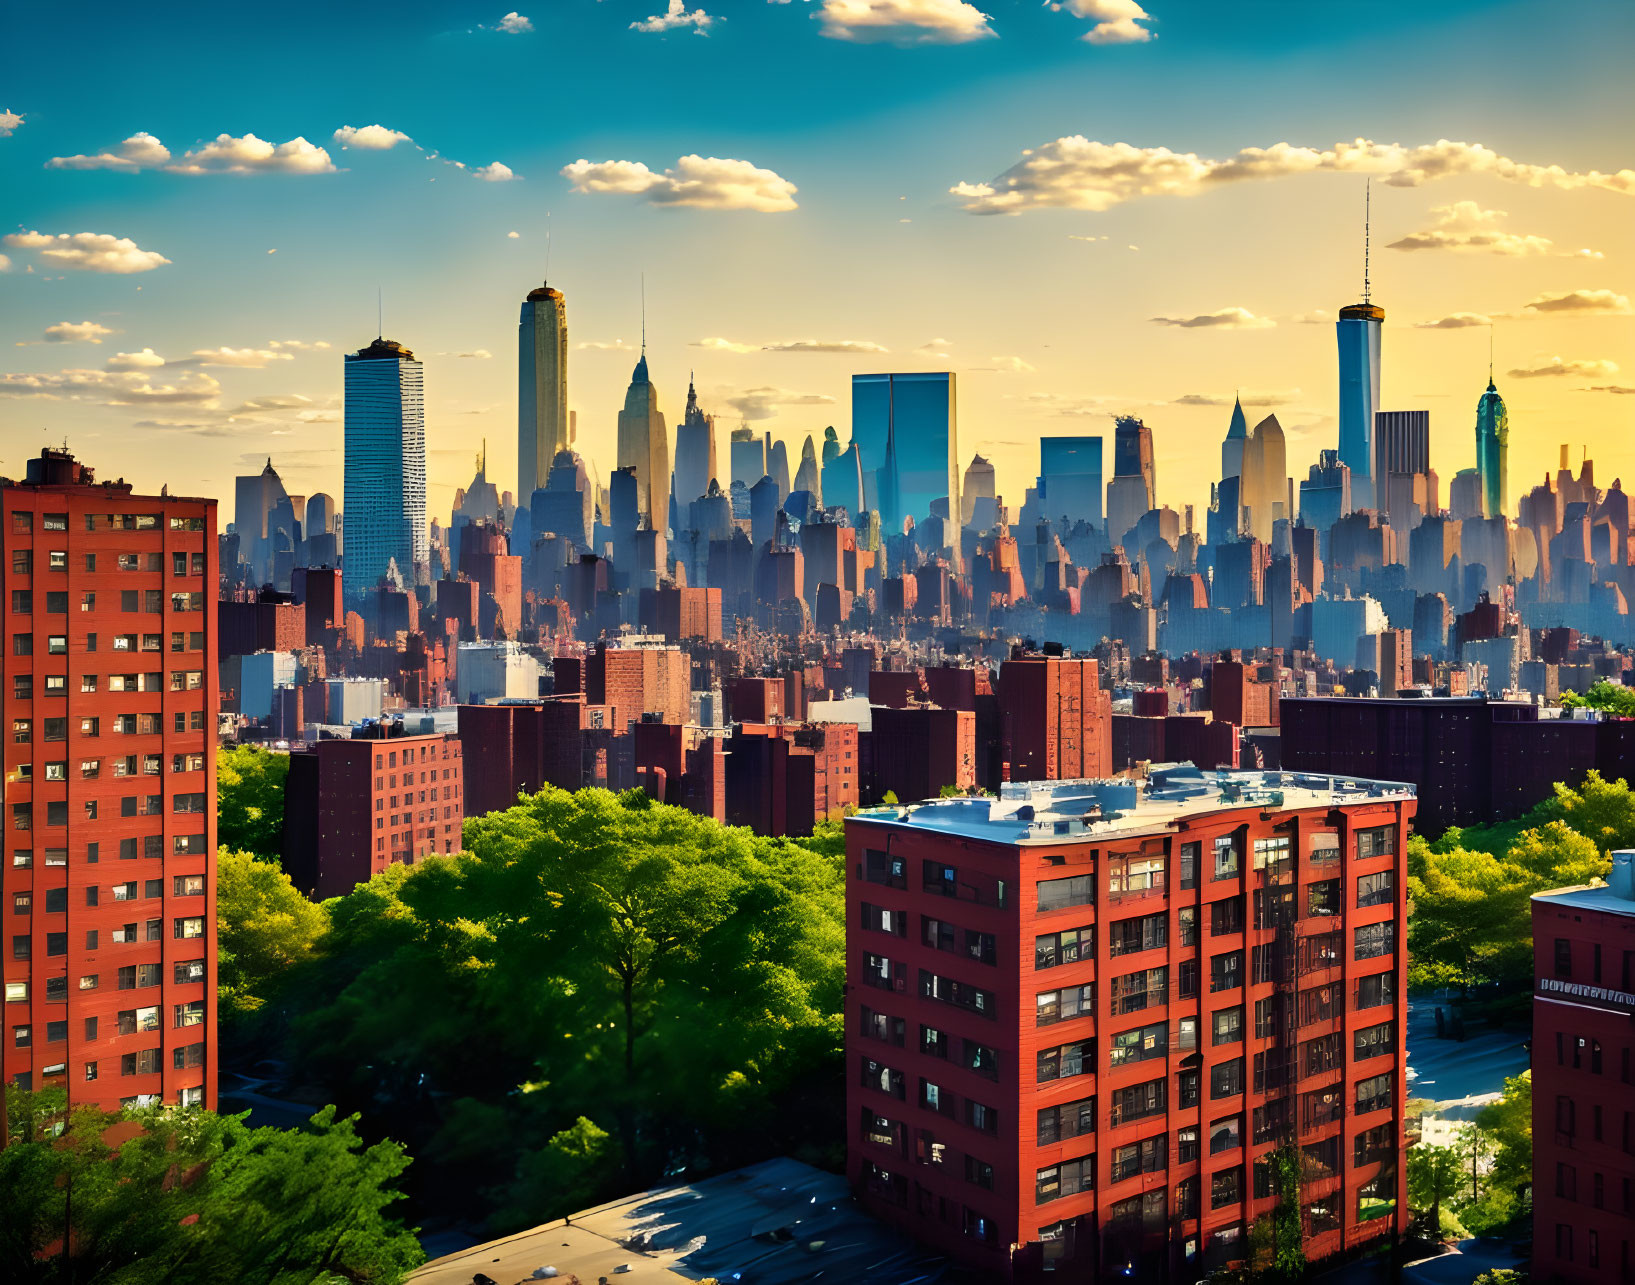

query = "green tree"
[0,1092,422,1284]
[218,745,290,861]
[218,849,328,1018]
[1408,1143,1464,1235]
[1473,1072,1532,1196]
[1536,770,1635,855]
[1560,681,1635,718]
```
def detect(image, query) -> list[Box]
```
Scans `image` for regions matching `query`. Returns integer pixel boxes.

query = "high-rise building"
[852,373,959,548]
[1337,301,1384,510]
[342,337,426,602]
[846,767,1414,1279]
[1105,415,1156,543]
[1,447,218,1113]
[1037,437,1103,527]
[616,352,669,532]
[1475,378,1509,519]
[1530,860,1635,1285]
[1239,415,1288,546]
[518,281,570,502]
[671,377,717,518]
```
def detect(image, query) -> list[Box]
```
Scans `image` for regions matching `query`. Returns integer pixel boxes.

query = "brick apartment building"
[1531,861,1635,1283]
[2,448,218,1112]
[845,766,1414,1280]
[283,723,463,898]
[998,656,1114,784]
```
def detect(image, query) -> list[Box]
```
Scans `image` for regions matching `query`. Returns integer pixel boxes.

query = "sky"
[2,0,1631,529]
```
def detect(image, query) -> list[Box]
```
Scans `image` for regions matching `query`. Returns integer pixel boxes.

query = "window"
[1253,1096,1293,1143]
[1107,912,1166,957]
[1252,834,1291,871]
[1109,1078,1165,1127]
[1357,1173,1395,1222]
[1355,922,1394,961]
[1356,825,1395,858]
[1354,1123,1393,1168]
[1307,879,1341,916]
[1037,1095,1096,1144]
[1036,1155,1094,1204]
[1111,1135,1166,1183]
[923,860,957,897]
[965,1156,994,1190]
[1211,1006,1243,1046]
[174,1001,205,1028]
[1211,1168,1241,1209]
[1180,841,1199,888]
[859,1007,904,1047]
[173,916,205,939]
[1036,925,1092,970]
[921,1025,948,1060]
[1356,871,1394,908]
[1107,853,1165,895]
[1210,895,1244,936]
[1303,1033,1342,1076]
[121,1049,163,1077]
[1109,1022,1168,1068]
[1354,1021,1395,1062]
[1037,1040,1091,1083]
[1110,965,1166,1015]
[1210,950,1243,993]
[1554,938,1573,978]
[860,1057,905,1100]
[1310,833,1340,863]
[965,1100,997,1134]
[1212,834,1240,879]
[1037,874,1094,912]
[1209,1115,1242,1155]
[1356,1073,1393,1116]
[117,1006,161,1035]
[1211,1058,1243,1099]
[1178,905,1197,946]
[174,1043,206,1070]
[1036,984,1094,1026]
[920,971,995,1018]
[1177,1125,1200,1163]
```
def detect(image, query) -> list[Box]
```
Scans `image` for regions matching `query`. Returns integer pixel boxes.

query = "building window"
[1355,922,1394,961]
[1209,1115,1242,1155]
[1554,938,1573,979]
[1036,925,1093,969]
[1180,841,1199,888]
[1356,871,1394,908]
[1210,1058,1243,1100]
[1356,825,1395,858]
[1037,1095,1096,1144]
[861,850,905,889]
[1037,874,1095,912]
[1107,912,1166,957]
[1109,1078,1165,1128]
[1211,1006,1243,1046]
[1210,895,1244,936]
[1354,1021,1395,1062]
[1210,1168,1240,1209]
[1036,984,1094,1026]
[1037,1040,1091,1084]
[1212,835,1240,880]
[1210,950,1243,993]
[1109,1021,1168,1068]
[1036,1155,1094,1204]
[1107,853,1165,895]
[1356,1073,1393,1116]
[1357,971,1394,1010]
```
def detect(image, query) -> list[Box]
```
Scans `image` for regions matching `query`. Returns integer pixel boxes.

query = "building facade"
[1336,301,1384,511]
[1531,866,1635,1284]
[282,725,463,899]
[1,448,218,1113]
[518,281,570,502]
[852,372,958,550]
[342,337,427,602]
[845,767,1414,1280]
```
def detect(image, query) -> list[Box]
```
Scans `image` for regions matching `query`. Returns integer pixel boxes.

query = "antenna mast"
[1362,179,1371,305]
[377,286,383,340]
[640,272,646,355]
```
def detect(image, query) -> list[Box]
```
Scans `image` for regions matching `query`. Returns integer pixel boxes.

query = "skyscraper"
[1475,377,1509,519]
[1,447,218,1113]
[1037,436,1103,527]
[616,351,669,532]
[1337,196,1383,511]
[343,337,426,601]
[518,281,569,502]
[671,377,717,517]
[1105,415,1155,543]
[851,372,958,547]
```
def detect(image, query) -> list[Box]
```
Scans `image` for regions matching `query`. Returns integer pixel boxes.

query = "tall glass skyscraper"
[1337,300,1384,511]
[343,337,426,601]
[851,372,958,547]
[1037,436,1103,525]
[518,281,569,502]
[1475,377,1509,518]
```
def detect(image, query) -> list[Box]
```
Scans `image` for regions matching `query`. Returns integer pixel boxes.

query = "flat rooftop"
[1533,883,1635,921]
[410,1157,944,1285]
[849,764,1416,846]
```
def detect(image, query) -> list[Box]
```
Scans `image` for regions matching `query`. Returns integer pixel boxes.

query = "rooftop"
[409,1157,944,1285]
[1533,882,1635,921]
[849,764,1416,846]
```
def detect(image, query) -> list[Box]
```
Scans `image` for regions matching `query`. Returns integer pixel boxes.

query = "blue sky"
[2,0,1631,519]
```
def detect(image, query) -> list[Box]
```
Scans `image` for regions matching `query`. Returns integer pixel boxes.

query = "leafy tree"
[1560,680,1635,718]
[218,745,290,861]
[1534,770,1635,855]
[218,849,328,1018]
[289,786,846,1232]
[1473,1072,1531,1196]
[0,1091,421,1284]
[1408,1143,1464,1235]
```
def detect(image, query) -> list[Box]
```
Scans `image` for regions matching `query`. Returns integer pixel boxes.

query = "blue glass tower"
[850,372,958,546]
[1475,377,1509,518]
[343,337,425,602]
[1336,301,1383,512]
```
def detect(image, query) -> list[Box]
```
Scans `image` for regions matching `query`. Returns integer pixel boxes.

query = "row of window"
[10,548,204,577]
[11,631,205,657]
[13,709,209,744]
[11,590,206,615]
[10,873,204,914]
[860,1056,998,1134]
[1553,1033,1635,1083]
[10,1000,205,1049]
[10,511,204,533]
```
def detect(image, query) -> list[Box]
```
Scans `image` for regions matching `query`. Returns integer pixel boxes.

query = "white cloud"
[267,339,331,351]
[3,230,171,274]
[186,347,295,368]
[1414,312,1493,330]
[692,337,761,353]
[44,321,116,344]
[296,409,341,422]
[1052,0,1156,45]
[1150,307,1275,330]
[231,395,319,413]
[1291,309,1332,325]
[0,255,10,272]
[1508,356,1619,379]
[106,349,167,369]
[632,1,719,34]
[0,109,22,137]
[0,367,221,405]
[333,124,413,150]
[953,136,1635,214]
[1387,201,1556,256]
[563,154,797,212]
[989,355,1036,372]
[473,162,517,182]
[764,338,888,353]
[453,349,493,359]
[1067,233,1108,242]
[1170,389,1301,407]
[721,385,838,421]
[46,132,172,171]
[815,0,995,46]
[578,339,635,351]
[1524,289,1631,315]
[507,230,521,238]
[495,11,532,33]
[1565,248,1604,260]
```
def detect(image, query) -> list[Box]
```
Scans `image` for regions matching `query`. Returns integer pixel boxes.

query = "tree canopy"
[217,848,328,1020]
[282,785,847,1232]
[1559,680,1635,718]
[1,1090,422,1285]
[217,745,290,861]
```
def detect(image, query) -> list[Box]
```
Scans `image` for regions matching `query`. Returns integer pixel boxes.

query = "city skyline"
[1,1,1630,518]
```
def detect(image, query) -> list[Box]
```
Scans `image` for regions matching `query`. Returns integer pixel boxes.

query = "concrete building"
[1530,860,1635,1283]
[282,723,463,899]
[1,447,218,1112]
[845,766,1414,1279]
[455,642,541,705]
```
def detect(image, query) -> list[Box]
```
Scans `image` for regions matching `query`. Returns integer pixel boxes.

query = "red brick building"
[640,586,723,643]
[726,720,859,836]
[866,704,976,803]
[1531,868,1635,1283]
[217,593,304,658]
[845,767,1414,1280]
[1,448,217,1112]
[283,724,463,899]
[998,655,1113,783]
[586,639,689,731]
